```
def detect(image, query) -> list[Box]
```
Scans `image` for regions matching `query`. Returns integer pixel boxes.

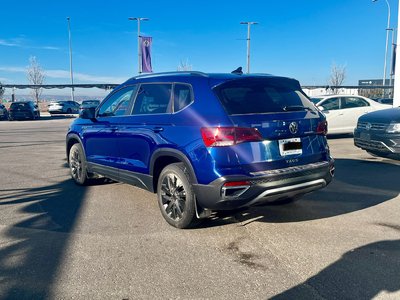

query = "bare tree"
[329,63,346,93]
[177,59,192,71]
[27,56,45,105]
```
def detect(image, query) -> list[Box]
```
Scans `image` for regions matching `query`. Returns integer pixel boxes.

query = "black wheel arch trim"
[66,133,85,163]
[150,148,198,184]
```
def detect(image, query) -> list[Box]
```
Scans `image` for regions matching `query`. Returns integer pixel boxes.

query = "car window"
[132,84,172,115]
[214,78,315,115]
[98,86,137,117]
[342,97,369,109]
[174,84,193,112]
[320,98,340,111]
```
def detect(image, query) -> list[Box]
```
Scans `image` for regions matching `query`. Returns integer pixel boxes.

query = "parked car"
[311,95,391,134]
[0,104,9,120]
[354,107,400,160]
[8,101,40,120]
[48,100,80,115]
[374,98,393,105]
[79,100,101,114]
[67,72,334,228]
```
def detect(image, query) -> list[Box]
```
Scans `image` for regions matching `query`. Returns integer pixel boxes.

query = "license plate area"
[360,132,370,140]
[279,138,302,156]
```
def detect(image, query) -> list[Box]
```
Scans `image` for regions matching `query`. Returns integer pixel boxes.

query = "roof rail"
[135,71,209,79]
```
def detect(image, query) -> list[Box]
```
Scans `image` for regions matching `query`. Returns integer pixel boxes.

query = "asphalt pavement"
[0,117,399,299]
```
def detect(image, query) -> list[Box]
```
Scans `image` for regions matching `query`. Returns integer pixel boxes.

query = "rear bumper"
[9,112,33,119]
[193,158,334,210]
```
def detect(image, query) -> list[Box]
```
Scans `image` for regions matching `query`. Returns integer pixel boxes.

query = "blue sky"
[0,0,398,96]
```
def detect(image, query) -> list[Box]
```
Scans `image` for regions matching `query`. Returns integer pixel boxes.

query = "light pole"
[67,17,75,101]
[128,17,149,74]
[389,28,396,89]
[373,0,391,95]
[240,21,258,74]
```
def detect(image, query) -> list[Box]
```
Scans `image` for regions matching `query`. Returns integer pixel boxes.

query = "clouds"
[0,66,125,84]
[0,38,60,51]
[46,69,126,83]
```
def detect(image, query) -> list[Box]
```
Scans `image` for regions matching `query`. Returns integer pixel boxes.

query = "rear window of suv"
[11,103,30,109]
[214,78,315,115]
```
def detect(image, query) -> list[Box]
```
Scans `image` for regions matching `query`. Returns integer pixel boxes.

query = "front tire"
[69,143,90,185]
[157,163,198,229]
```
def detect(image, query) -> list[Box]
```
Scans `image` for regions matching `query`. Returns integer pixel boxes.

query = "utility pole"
[67,17,75,101]
[128,17,149,74]
[240,21,258,74]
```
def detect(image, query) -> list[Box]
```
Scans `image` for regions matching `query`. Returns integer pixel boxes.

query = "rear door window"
[214,78,315,115]
[341,97,369,109]
[132,84,172,115]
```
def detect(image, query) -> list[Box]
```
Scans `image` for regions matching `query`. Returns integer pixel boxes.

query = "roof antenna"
[231,67,243,75]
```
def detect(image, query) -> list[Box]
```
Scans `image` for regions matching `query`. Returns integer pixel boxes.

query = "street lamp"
[67,17,75,101]
[373,0,391,94]
[128,17,149,74]
[240,21,258,74]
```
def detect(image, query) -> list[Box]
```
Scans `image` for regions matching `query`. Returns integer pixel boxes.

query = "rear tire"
[157,163,198,229]
[69,143,90,185]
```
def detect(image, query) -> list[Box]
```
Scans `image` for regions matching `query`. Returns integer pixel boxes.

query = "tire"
[157,163,198,229]
[69,143,90,185]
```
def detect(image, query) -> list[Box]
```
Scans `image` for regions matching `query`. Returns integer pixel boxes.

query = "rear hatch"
[211,77,329,174]
[10,103,32,116]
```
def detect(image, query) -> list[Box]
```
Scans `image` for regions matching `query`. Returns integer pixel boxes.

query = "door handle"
[152,127,164,133]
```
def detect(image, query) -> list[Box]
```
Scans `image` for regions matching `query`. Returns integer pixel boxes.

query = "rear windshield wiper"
[283,105,316,114]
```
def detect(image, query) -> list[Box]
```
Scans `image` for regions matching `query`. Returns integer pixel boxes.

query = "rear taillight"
[317,120,328,135]
[200,127,263,147]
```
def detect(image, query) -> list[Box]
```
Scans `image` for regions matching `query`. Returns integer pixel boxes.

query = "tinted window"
[11,103,30,109]
[320,98,340,110]
[174,84,193,112]
[342,97,369,109]
[98,86,137,117]
[132,84,172,115]
[214,79,314,115]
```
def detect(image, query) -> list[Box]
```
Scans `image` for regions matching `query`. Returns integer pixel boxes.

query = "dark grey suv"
[354,107,400,160]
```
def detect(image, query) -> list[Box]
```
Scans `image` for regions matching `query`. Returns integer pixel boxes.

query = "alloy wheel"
[160,173,187,221]
[70,148,83,182]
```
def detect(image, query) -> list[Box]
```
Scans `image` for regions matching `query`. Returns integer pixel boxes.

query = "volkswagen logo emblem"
[365,123,372,130]
[289,122,298,134]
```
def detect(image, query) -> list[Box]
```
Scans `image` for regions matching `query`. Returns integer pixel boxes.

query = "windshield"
[310,97,322,104]
[214,78,316,115]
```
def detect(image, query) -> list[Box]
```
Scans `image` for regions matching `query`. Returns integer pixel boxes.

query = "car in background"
[79,100,100,114]
[310,95,390,134]
[8,101,40,121]
[67,72,334,228]
[374,98,393,105]
[0,104,9,120]
[48,100,80,115]
[354,107,400,160]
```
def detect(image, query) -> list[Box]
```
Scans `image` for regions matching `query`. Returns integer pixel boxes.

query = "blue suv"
[66,72,334,228]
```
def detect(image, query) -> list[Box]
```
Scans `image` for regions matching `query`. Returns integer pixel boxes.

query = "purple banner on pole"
[140,36,153,73]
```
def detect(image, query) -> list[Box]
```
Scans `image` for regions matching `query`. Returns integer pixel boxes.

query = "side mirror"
[80,107,96,119]
[318,106,325,111]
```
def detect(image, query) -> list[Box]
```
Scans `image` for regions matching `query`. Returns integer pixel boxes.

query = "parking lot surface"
[0,117,399,299]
